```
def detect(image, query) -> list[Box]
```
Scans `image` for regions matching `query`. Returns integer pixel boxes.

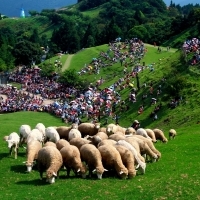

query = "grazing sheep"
[98,145,128,179]
[69,138,91,150]
[116,140,146,174]
[23,140,42,172]
[45,127,60,143]
[106,123,126,136]
[4,132,20,159]
[56,139,70,151]
[133,135,161,161]
[19,124,31,146]
[27,129,44,144]
[136,128,152,140]
[43,141,57,148]
[80,144,107,179]
[153,129,168,143]
[108,134,126,141]
[68,128,82,141]
[56,126,72,141]
[114,145,136,178]
[35,123,46,140]
[169,129,177,140]
[145,129,157,143]
[37,146,63,184]
[78,122,101,137]
[128,136,158,162]
[86,131,108,146]
[97,139,117,147]
[60,145,87,178]
[125,127,136,135]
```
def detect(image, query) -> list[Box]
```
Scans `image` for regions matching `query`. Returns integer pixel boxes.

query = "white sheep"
[19,124,31,146]
[23,140,42,172]
[35,123,46,140]
[106,123,126,136]
[116,140,146,174]
[169,129,177,140]
[108,134,126,142]
[78,122,101,137]
[136,128,152,140]
[56,139,70,151]
[68,128,82,141]
[114,144,136,178]
[145,128,157,143]
[27,128,44,144]
[153,128,168,143]
[69,138,91,150]
[45,127,60,143]
[4,132,20,159]
[37,146,63,184]
[60,145,87,178]
[80,143,107,179]
[125,127,136,135]
[98,144,128,179]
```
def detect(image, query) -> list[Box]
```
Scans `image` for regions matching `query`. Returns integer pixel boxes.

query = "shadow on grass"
[16,179,49,186]
[10,164,27,174]
[0,152,9,160]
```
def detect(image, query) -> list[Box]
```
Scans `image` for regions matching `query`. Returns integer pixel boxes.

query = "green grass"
[1,112,200,199]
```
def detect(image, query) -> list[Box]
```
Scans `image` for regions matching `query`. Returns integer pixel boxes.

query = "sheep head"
[46,170,57,184]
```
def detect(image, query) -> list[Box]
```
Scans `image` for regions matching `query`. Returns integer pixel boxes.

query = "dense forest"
[0,0,200,73]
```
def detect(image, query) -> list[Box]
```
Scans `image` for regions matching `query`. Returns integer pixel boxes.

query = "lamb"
[78,122,101,137]
[56,139,70,151]
[97,139,117,147]
[80,143,107,179]
[19,124,31,146]
[86,131,108,146]
[37,146,63,184]
[145,128,157,143]
[133,135,161,161]
[4,132,20,159]
[69,138,91,150]
[60,145,87,178]
[106,123,126,136]
[116,140,146,174]
[27,128,44,144]
[136,128,152,140]
[43,141,57,148]
[56,126,72,141]
[45,127,60,143]
[68,128,82,141]
[153,128,168,143]
[108,134,126,141]
[169,129,177,140]
[114,144,136,178]
[23,140,42,172]
[98,144,128,179]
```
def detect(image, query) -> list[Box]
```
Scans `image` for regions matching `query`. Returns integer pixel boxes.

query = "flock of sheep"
[3,122,177,184]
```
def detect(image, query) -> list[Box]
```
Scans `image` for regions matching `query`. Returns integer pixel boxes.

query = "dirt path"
[62,54,74,71]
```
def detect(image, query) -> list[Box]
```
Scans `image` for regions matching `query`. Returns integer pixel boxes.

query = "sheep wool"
[80,143,106,179]
[19,124,31,145]
[56,126,72,141]
[37,146,63,184]
[45,127,60,143]
[69,138,91,150]
[145,128,157,143]
[153,129,168,143]
[98,144,128,179]
[169,129,177,140]
[60,145,87,178]
[56,139,70,151]
[78,122,101,137]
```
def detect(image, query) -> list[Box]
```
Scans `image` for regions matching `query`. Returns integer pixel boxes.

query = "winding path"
[62,54,74,71]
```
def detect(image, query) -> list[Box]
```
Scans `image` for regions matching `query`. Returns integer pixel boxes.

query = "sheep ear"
[77,168,80,172]
[104,169,108,172]
[92,169,96,173]
[53,172,57,177]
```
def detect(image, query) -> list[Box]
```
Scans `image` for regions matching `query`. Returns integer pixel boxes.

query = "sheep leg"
[39,171,43,180]
[67,167,71,177]
[9,147,13,156]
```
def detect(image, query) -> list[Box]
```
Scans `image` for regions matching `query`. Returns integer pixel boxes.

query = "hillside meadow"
[1,112,200,199]
[1,42,200,199]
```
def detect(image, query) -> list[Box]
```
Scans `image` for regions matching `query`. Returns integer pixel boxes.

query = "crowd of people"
[0,37,179,125]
